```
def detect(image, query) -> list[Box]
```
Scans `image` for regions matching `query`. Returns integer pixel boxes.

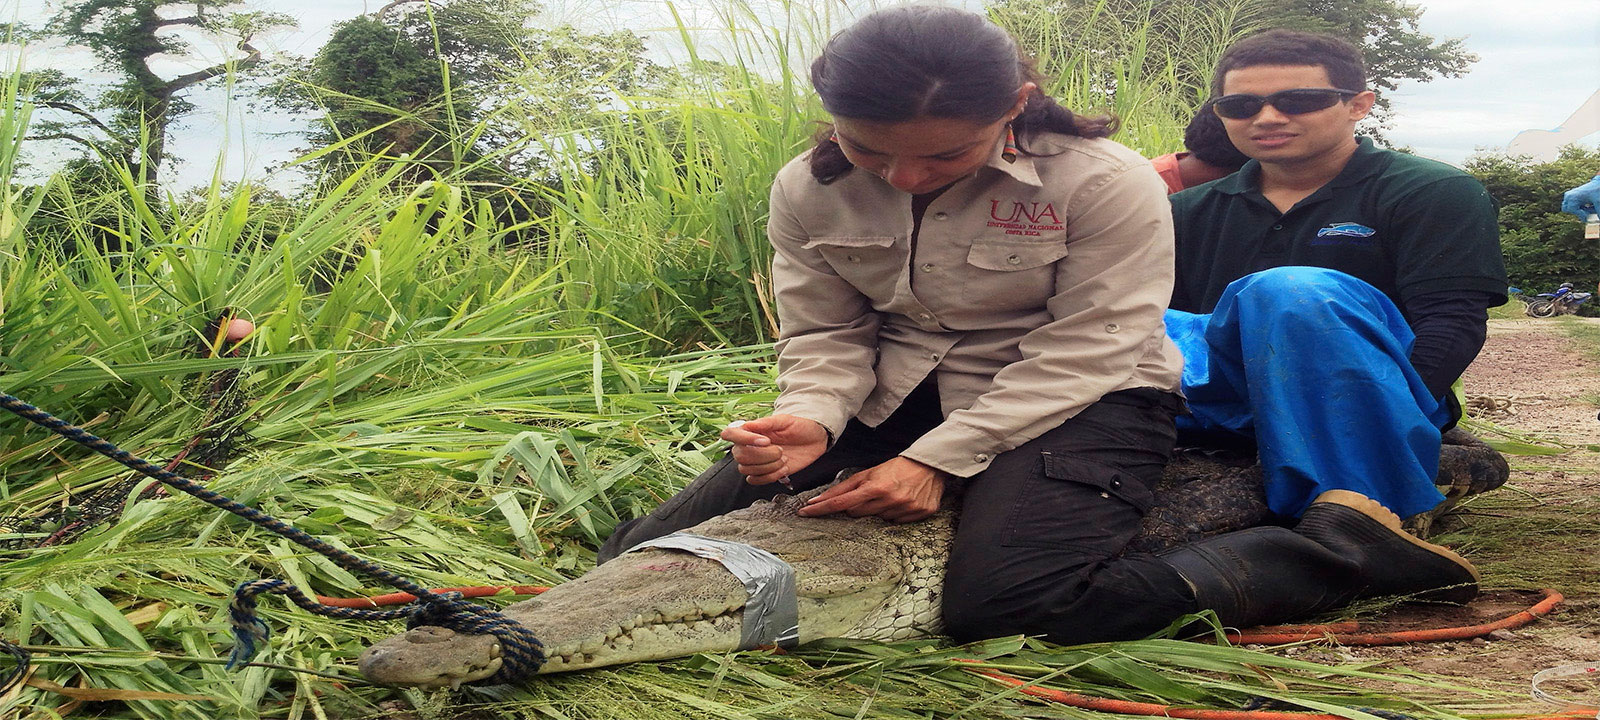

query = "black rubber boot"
[1293,490,1480,604]
[1157,526,1362,629]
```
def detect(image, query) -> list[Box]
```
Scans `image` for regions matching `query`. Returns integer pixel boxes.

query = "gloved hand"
[1561,174,1600,219]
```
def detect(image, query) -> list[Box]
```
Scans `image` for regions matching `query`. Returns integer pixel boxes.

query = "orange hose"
[964,663,1345,720]
[1226,589,1564,645]
[315,585,548,608]
[967,665,1595,720]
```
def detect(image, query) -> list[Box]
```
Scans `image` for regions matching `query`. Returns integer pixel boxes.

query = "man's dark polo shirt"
[1169,136,1506,316]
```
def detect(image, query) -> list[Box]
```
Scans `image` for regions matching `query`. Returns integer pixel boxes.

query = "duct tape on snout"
[624,533,799,650]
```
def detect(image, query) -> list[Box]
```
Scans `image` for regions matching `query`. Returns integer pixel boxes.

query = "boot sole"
[1308,490,1480,601]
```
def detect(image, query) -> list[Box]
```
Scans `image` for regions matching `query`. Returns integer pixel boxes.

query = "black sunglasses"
[1211,88,1362,119]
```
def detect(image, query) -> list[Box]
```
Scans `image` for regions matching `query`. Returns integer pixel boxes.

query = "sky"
[5,0,1598,191]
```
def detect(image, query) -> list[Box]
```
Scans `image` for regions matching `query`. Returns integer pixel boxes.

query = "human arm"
[1562,174,1600,220]
[1403,290,1499,397]
[748,169,881,480]
[1386,174,1507,385]
[1378,173,1504,395]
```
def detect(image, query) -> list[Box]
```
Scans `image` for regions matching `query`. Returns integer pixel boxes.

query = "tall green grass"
[994,0,1271,155]
[515,1,837,347]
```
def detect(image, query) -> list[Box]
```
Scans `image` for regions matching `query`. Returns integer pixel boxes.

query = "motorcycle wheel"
[1527,299,1557,318]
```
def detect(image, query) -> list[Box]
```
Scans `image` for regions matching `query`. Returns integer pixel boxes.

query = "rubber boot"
[1293,490,1480,604]
[1157,526,1362,629]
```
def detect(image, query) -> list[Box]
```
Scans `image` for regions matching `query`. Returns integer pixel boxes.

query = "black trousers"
[597,382,1200,645]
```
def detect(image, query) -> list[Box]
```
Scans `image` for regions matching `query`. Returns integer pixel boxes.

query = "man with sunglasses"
[1151,29,1508,626]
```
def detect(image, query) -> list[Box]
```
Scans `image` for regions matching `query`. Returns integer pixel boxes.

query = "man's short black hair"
[1210,29,1368,96]
[1184,101,1250,170]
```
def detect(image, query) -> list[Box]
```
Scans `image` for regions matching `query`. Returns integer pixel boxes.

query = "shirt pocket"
[801,236,903,299]
[961,239,1070,308]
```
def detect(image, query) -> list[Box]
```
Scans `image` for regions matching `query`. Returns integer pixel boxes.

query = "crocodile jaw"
[358,551,757,685]
[360,626,503,689]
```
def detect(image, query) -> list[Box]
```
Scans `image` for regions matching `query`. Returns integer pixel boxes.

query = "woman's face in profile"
[831,115,1008,194]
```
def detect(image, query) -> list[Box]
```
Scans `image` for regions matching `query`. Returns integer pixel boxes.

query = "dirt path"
[1302,318,1600,711]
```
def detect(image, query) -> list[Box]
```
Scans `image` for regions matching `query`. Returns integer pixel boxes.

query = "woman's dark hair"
[1210,29,1368,96]
[1184,100,1250,170]
[807,5,1116,182]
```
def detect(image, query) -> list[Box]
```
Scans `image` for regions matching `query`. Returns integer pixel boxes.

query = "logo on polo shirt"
[986,199,1064,237]
[1312,222,1377,246]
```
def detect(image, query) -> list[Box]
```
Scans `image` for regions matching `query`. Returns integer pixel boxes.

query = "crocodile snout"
[359,626,503,689]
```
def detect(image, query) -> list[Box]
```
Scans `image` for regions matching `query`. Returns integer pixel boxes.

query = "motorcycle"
[1524,282,1592,318]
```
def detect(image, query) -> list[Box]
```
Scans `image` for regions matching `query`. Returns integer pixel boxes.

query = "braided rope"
[0,637,27,696]
[0,391,545,684]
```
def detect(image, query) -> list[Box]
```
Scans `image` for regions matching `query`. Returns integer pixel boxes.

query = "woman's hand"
[720,414,830,485]
[798,457,946,523]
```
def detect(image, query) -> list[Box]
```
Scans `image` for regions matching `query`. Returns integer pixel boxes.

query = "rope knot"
[405,599,547,683]
[226,579,544,683]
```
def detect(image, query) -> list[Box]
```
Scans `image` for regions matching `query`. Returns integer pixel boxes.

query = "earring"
[1001,123,1019,163]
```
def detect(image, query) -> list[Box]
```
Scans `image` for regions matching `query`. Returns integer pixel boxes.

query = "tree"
[991,0,1476,142]
[281,0,666,185]
[27,1,292,192]
[1268,0,1476,132]
[1466,146,1600,300]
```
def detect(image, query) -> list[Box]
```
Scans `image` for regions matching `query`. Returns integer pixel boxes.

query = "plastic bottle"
[1586,213,1600,240]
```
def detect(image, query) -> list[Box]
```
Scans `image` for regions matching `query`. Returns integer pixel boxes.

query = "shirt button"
[846,254,860,263]
[917,312,933,321]
[929,352,940,361]
[1272,224,1283,230]
[920,263,936,272]
[933,212,949,221]
[1006,254,1021,265]
[1105,323,1120,333]
[973,453,990,463]
[1110,479,1122,489]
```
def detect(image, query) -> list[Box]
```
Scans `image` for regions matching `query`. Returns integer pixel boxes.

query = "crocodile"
[358,427,1507,688]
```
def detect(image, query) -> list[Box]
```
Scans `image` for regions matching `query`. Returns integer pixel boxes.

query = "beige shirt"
[767,132,1184,477]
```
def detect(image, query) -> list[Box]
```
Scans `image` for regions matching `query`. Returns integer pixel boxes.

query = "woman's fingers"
[719,421,772,446]
[798,475,873,516]
[734,455,786,478]
[743,469,793,486]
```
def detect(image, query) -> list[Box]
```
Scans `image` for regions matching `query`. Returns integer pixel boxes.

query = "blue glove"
[1562,174,1600,219]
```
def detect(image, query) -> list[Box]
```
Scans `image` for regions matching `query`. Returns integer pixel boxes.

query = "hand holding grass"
[720,415,829,486]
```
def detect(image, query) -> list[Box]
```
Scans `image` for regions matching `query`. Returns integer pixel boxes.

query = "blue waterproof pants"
[1165,267,1454,519]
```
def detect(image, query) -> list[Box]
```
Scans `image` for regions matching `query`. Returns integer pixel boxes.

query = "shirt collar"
[984,131,1043,187]
[1210,135,1382,196]
[1326,136,1385,188]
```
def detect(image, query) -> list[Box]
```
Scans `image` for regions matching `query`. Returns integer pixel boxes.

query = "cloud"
[1384,0,1600,164]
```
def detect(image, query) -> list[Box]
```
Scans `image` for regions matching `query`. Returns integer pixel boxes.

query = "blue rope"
[0,391,545,684]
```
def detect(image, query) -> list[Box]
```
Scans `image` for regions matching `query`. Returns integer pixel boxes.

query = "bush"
[1466,146,1600,303]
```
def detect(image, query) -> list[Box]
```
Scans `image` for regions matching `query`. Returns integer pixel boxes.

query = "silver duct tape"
[625,533,800,650]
